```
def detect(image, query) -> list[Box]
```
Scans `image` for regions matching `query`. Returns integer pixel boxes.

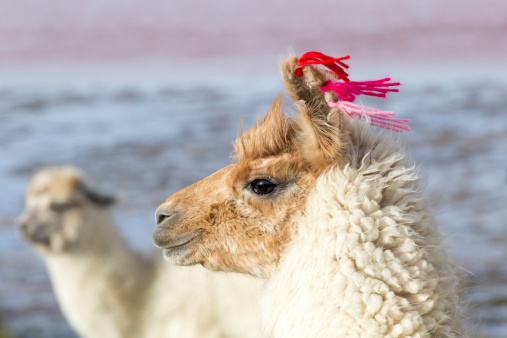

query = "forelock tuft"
[233,95,298,161]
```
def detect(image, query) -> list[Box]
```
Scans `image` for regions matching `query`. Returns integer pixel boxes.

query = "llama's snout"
[17,213,51,245]
[17,212,35,235]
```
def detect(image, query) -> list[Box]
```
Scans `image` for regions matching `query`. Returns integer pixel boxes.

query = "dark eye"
[249,179,276,195]
[50,201,77,213]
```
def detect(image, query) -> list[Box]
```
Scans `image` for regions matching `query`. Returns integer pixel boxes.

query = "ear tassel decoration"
[295,51,410,132]
[329,101,410,132]
[295,51,350,82]
[320,78,400,102]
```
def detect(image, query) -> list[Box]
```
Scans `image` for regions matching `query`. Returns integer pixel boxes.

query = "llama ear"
[279,56,351,171]
[80,185,117,207]
[279,55,329,104]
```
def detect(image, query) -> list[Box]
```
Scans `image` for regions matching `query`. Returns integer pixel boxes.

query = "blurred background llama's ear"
[80,184,119,207]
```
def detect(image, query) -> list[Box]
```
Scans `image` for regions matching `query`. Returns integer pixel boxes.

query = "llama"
[18,166,263,338]
[152,54,465,337]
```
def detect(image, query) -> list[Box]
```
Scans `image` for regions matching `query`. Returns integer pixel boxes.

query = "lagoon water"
[0,68,506,337]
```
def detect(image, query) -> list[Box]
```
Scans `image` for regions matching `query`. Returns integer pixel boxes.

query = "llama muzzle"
[152,204,184,248]
[18,214,51,245]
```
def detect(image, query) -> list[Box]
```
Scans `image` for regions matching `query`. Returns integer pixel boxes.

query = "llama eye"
[50,201,77,213]
[249,179,276,195]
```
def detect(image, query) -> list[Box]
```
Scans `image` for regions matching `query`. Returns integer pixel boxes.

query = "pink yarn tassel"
[321,78,400,102]
[329,101,410,132]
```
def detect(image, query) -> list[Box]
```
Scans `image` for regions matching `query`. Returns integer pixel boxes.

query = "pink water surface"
[0,0,506,74]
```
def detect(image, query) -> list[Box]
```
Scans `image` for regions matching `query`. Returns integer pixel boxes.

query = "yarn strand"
[295,51,350,82]
[321,78,400,102]
[329,101,410,132]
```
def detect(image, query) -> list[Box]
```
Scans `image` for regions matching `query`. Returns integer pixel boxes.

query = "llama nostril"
[17,214,31,232]
[155,206,178,226]
[18,221,28,233]
[156,213,171,225]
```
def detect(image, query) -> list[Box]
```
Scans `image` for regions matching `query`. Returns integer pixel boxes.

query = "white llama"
[19,166,263,338]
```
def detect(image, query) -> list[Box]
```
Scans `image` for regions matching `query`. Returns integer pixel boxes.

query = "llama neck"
[44,210,155,338]
[261,124,463,337]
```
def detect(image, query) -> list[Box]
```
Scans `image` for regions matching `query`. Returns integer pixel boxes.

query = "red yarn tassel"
[295,51,350,82]
[321,78,400,102]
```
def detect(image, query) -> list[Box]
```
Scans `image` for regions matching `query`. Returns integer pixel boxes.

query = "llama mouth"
[161,232,201,259]
[19,223,51,246]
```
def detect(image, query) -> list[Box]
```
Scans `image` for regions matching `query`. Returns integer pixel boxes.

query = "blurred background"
[0,0,506,337]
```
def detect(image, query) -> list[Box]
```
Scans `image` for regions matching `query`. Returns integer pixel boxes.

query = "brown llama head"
[152,56,353,278]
